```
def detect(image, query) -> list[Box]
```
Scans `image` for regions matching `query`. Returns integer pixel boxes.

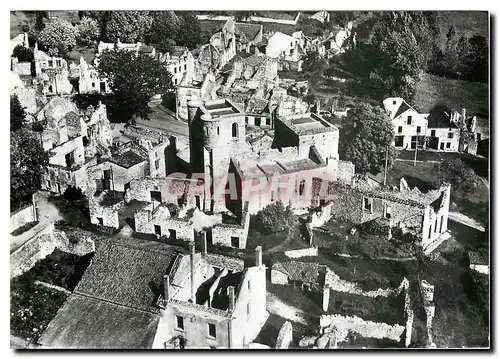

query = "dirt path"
[449,212,485,232]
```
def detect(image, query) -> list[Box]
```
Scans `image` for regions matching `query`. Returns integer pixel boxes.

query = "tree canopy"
[105,11,153,43]
[148,11,181,53]
[175,12,202,49]
[12,45,34,62]
[342,11,433,101]
[339,103,395,174]
[38,18,79,56]
[77,16,101,45]
[254,202,292,234]
[11,130,49,211]
[11,95,26,132]
[97,48,173,122]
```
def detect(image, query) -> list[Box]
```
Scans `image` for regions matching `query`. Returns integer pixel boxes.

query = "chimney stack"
[255,246,262,267]
[163,275,170,304]
[227,286,235,311]
[189,241,196,304]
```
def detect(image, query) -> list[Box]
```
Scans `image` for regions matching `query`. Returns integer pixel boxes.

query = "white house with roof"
[265,32,301,59]
[383,97,428,150]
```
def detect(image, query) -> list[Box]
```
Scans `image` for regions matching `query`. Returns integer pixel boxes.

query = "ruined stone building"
[234,22,264,52]
[265,31,306,72]
[38,97,112,195]
[153,243,267,349]
[197,18,236,73]
[69,57,110,94]
[323,176,452,252]
[158,46,195,86]
[176,72,220,121]
[186,98,342,215]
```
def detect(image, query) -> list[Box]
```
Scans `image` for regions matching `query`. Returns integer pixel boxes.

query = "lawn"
[414,73,489,118]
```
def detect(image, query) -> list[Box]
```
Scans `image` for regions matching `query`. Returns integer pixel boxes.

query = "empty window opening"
[232,123,239,138]
[299,180,306,196]
[208,323,216,338]
[363,197,372,212]
[176,315,184,330]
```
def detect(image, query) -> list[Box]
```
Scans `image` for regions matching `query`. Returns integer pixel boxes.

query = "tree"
[38,18,78,56]
[12,45,34,62]
[342,12,431,100]
[148,11,181,53]
[176,12,202,49]
[11,130,49,211]
[105,11,152,43]
[254,202,293,234]
[97,48,173,122]
[339,103,395,174]
[465,35,488,83]
[366,11,430,100]
[11,95,26,132]
[77,16,101,45]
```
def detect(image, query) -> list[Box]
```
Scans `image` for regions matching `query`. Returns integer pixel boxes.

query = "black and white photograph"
[8,8,490,350]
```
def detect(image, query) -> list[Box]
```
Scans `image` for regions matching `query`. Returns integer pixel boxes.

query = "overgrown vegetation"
[338,103,395,174]
[97,48,173,122]
[253,202,293,234]
[11,277,69,343]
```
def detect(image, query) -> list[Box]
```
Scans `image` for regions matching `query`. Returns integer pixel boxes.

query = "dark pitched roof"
[394,101,412,118]
[427,105,457,129]
[235,22,262,41]
[74,240,178,313]
[38,293,160,349]
[109,150,146,169]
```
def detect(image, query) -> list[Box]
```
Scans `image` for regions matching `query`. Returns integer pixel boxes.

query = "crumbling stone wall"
[275,321,293,349]
[10,226,95,278]
[11,202,37,232]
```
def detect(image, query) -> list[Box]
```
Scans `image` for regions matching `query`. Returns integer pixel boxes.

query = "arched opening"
[299,180,306,196]
[232,122,239,138]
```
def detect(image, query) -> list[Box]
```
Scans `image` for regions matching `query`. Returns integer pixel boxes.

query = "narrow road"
[10,192,62,253]
[136,103,188,138]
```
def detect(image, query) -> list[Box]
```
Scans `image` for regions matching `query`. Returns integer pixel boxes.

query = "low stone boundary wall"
[10,202,37,232]
[319,314,405,343]
[284,247,318,259]
[275,321,293,349]
[10,227,95,279]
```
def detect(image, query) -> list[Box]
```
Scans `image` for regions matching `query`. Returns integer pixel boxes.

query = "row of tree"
[428,25,488,83]
[28,11,203,57]
[10,96,48,211]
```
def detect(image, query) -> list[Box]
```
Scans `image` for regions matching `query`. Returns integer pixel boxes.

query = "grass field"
[414,73,489,117]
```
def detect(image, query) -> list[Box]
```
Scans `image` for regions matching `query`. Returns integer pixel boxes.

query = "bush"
[358,220,389,235]
[12,45,34,62]
[254,202,292,234]
[63,186,84,201]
